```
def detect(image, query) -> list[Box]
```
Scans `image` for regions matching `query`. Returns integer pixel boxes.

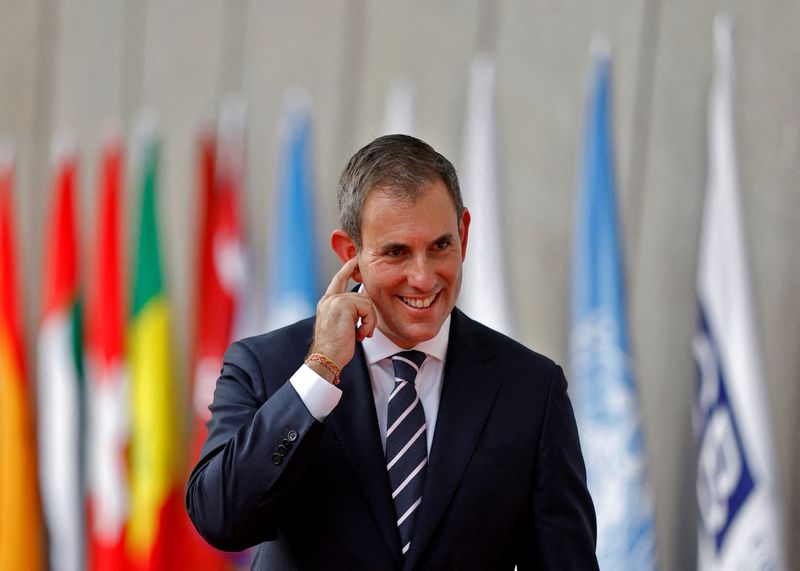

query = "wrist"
[305,352,341,385]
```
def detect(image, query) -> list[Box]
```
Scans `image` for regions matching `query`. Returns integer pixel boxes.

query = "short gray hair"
[336,134,463,249]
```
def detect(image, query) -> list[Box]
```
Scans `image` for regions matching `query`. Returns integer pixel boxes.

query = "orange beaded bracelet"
[306,352,342,385]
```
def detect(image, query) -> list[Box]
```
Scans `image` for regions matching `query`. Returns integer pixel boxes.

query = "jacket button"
[272,453,282,465]
[278,444,287,455]
[287,430,298,442]
[281,438,292,450]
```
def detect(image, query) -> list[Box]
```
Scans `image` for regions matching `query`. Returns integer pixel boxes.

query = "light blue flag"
[569,42,658,570]
[265,93,319,330]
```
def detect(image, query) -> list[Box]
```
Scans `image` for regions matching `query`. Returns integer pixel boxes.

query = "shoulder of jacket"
[453,308,559,373]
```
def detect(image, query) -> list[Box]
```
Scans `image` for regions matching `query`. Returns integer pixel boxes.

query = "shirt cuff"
[289,364,342,422]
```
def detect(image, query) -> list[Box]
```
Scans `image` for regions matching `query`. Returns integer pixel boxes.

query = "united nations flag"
[570,39,658,570]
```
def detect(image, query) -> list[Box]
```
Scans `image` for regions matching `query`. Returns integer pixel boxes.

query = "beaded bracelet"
[306,352,342,385]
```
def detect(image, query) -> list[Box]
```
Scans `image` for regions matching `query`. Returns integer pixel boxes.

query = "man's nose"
[406,254,436,291]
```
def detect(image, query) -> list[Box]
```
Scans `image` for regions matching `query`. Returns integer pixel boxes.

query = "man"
[187,135,598,570]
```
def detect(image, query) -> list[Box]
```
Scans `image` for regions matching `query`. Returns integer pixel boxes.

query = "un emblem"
[693,310,754,551]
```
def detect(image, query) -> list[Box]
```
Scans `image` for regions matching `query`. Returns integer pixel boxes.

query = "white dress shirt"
[289,316,451,454]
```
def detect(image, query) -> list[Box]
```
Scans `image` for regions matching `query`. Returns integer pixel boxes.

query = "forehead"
[360,180,460,243]
[364,178,459,217]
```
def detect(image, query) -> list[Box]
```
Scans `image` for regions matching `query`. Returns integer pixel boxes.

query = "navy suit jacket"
[186,308,598,570]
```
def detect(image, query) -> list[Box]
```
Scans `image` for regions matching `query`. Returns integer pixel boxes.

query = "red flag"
[191,130,233,449]
[183,108,248,570]
[0,151,46,570]
[85,140,130,571]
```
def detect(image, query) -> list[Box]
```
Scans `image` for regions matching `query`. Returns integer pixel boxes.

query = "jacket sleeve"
[521,365,599,570]
[186,340,324,551]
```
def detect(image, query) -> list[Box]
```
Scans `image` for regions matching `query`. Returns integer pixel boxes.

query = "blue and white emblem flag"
[569,39,658,570]
[265,90,320,331]
[693,16,785,570]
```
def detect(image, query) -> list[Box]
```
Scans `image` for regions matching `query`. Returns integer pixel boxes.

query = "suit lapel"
[403,310,503,569]
[327,342,404,568]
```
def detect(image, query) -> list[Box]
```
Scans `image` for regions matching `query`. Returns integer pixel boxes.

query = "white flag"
[693,15,785,570]
[459,54,512,335]
[382,76,415,136]
[38,138,84,571]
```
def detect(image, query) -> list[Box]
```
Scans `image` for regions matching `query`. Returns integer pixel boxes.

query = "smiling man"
[187,135,598,570]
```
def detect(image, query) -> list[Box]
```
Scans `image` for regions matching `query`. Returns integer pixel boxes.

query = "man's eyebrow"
[378,234,455,251]
[378,241,408,251]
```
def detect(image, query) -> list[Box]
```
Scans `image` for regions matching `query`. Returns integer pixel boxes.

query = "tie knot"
[391,350,427,383]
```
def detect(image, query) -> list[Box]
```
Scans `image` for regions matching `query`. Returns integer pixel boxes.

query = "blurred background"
[1,0,799,570]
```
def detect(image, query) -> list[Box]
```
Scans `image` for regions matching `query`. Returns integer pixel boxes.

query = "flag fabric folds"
[569,43,658,569]
[38,142,85,571]
[190,130,223,460]
[265,93,319,331]
[192,102,248,438]
[0,150,45,570]
[458,54,513,335]
[85,139,130,571]
[185,101,249,571]
[693,16,785,570]
[127,129,184,570]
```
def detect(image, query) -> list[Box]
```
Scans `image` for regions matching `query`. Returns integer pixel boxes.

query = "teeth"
[402,294,436,308]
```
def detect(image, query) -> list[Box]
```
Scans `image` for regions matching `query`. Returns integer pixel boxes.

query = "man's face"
[356,179,470,349]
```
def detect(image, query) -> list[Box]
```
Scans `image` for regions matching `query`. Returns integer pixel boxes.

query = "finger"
[347,294,374,323]
[355,297,377,340]
[325,256,359,296]
[356,314,375,341]
[356,319,375,341]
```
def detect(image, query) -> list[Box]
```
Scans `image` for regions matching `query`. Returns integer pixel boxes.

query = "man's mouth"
[400,293,437,309]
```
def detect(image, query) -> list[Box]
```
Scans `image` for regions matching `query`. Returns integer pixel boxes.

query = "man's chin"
[382,321,443,349]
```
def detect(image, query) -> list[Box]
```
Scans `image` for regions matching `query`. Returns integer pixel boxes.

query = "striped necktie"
[386,350,428,557]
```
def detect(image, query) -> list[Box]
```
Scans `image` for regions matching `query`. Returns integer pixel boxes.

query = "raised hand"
[307,257,377,382]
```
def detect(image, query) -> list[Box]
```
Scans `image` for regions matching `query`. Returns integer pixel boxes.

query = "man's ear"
[458,208,471,261]
[330,229,363,282]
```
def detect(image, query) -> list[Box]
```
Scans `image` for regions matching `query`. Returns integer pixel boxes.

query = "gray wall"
[2,1,798,569]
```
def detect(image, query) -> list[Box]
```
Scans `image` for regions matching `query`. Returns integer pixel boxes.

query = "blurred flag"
[693,17,785,570]
[127,126,184,570]
[185,99,250,570]
[38,140,85,571]
[85,138,130,571]
[0,149,45,570]
[458,54,512,335]
[265,92,319,330]
[189,130,221,465]
[569,42,658,569]
[192,100,249,442]
[382,76,415,136]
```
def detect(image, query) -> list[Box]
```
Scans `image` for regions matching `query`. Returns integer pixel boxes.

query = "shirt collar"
[361,314,451,366]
